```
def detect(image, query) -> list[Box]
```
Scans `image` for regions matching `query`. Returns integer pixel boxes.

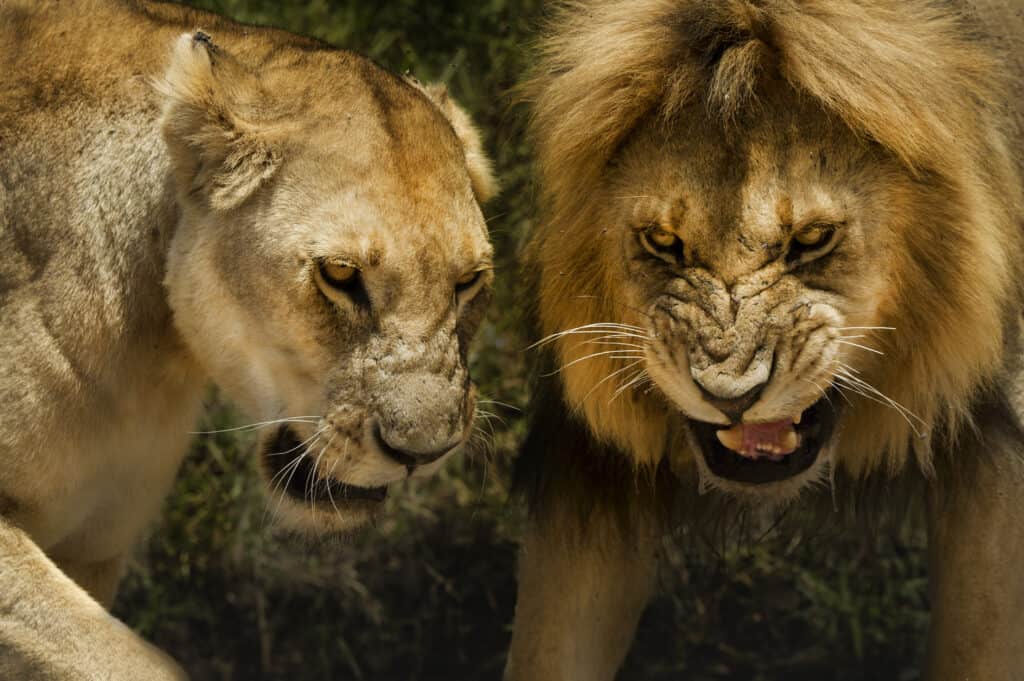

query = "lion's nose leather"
[695,382,765,422]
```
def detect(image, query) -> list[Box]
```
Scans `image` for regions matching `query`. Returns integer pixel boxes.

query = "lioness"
[0,1,495,678]
[506,1,1024,679]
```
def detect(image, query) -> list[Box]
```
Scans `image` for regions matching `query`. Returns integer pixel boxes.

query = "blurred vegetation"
[113,1,930,679]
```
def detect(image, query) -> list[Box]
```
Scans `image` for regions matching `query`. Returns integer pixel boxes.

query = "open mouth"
[262,426,388,505]
[689,394,838,485]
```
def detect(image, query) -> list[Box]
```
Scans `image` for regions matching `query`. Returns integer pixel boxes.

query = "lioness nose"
[696,383,765,422]
[373,424,459,467]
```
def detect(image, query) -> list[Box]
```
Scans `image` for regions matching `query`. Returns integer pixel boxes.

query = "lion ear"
[415,81,498,204]
[156,32,281,212]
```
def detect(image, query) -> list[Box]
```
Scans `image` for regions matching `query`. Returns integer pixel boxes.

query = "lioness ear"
[156,32,281,212]
[415,81,498,204]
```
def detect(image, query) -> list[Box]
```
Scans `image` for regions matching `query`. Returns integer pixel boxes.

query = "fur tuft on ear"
[155,31,281,212]
[414,81,498,204]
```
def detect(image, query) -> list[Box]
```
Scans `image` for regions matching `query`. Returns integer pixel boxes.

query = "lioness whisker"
[325,457,342,516]
[263,427,327,527]
[190,415,320,435]
[308,431,337,513]
[476,399,522,413]
[265,426,328,458]
[476,409,508,429]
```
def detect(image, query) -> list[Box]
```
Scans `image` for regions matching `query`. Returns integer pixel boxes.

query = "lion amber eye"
[648,228,678,248]
[794,225,832,248]
[319,262,358,288]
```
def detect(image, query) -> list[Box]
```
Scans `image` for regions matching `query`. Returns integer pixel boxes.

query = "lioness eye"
[319,262,358,288]
[456,270,482,293]
[639,226,684,264]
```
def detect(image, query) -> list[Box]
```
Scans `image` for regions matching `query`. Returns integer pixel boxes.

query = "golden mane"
[525,0,1024,476]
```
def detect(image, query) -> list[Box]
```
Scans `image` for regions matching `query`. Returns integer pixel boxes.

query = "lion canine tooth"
[793,413,802,425]
[716,427,743,453]
[781,429,799,452]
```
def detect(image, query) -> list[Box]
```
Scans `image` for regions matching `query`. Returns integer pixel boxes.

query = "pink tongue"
[742,420,792,453]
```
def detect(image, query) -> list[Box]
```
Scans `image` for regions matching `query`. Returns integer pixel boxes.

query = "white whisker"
[526,322,649,351]
[580,359,645,402]
[191,416,320,435]
[476,399,521,413]
[837,340,885,356]
[831,368,926,435]
[609,369,651,404]
[541,349,645,377]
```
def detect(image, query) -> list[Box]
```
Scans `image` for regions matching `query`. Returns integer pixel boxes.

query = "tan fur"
[0,0,494,677]
[509,1,1024,679]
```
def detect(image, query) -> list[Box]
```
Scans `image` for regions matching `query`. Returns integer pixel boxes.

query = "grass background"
[113,1,931,679]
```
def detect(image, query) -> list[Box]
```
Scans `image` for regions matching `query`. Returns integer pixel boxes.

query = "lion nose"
[696,383,765,423]
[373,424,459,468]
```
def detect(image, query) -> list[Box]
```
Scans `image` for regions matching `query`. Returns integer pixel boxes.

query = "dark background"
[113,1,930,679]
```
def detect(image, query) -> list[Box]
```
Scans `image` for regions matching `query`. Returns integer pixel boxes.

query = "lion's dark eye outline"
[638,225,685,266]
[787,223,841,265]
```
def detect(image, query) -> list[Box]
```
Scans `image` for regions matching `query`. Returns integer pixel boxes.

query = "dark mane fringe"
[514,371,1024,554]
[524,0,1008,215]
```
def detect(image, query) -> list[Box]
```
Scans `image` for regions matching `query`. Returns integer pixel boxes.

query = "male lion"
[506,1,1024,679]
[0,1,495,678]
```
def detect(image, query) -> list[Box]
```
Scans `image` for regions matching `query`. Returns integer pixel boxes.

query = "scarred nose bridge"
[681,270,795,421]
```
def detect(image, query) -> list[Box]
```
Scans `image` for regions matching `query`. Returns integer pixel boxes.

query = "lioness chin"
[0,1,495,678]
[507,1,1024,680]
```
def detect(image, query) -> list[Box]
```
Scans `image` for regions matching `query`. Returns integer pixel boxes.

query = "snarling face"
[529,0,1018,503]
[624,103,892,493]
[542,97,957,498]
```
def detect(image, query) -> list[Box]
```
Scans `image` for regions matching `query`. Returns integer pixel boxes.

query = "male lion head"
[527,0,1022,500]
[157,32,495,529]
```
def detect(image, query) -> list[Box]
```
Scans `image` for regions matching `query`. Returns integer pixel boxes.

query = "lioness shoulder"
[0,1,495,678]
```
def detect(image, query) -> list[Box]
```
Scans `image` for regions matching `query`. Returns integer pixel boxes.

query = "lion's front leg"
[925,405,1024,681]
[504,508,659,681]
[0,519,187,681]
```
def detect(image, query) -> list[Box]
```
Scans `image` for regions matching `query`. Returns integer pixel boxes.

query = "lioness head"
[528,0,1022,500]
[157,32,495,529]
